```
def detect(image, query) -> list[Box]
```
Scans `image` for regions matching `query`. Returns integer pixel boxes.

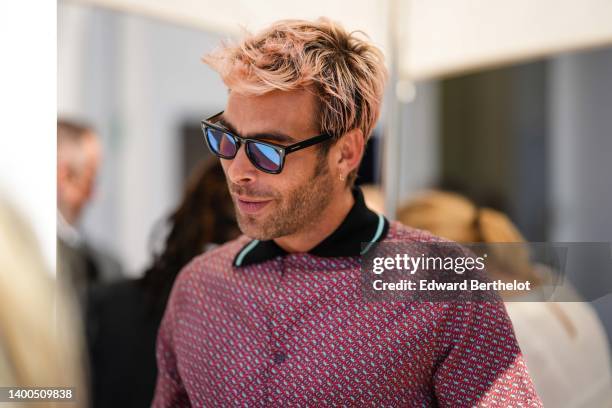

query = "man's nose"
[225,145,257,185]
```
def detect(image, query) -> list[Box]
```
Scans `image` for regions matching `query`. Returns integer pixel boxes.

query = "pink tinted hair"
[203,18,387,152]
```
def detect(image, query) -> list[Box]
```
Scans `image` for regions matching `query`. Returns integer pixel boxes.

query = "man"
[153,19,541,407]
[57,120,122,305]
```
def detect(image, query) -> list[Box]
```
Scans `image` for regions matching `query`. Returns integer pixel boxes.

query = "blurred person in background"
[86,159,239,408]
[398,190,612,407]
[153,18,541,407]
[0,195,87,407]
[57,119,123,308]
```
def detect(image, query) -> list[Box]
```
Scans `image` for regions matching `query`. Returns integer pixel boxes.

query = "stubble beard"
[233,159,334,240]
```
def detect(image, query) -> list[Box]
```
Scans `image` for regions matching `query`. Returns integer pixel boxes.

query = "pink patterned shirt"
[153,190,541,407]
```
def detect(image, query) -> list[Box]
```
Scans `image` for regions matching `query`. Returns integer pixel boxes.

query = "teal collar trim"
[232,187,389,267]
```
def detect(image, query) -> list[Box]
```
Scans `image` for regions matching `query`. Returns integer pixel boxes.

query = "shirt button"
[273,352,286,364]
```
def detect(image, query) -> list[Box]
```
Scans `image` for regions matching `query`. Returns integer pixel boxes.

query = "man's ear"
[336,128,365,177]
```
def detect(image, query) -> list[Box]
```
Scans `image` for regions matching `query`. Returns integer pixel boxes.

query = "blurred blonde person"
[0,196,86,407]
[398,190,612,407]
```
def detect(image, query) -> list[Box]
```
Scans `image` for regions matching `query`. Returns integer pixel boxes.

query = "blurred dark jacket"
[57,236,123,308]
[86,278,164,408]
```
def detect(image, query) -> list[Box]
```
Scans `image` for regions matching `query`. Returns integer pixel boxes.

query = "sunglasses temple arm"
[285,134,332,153]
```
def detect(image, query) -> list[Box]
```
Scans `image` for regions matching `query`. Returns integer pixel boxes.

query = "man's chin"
[236,216,273,241]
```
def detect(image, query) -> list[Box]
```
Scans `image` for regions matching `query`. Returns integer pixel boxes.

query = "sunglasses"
[201,111,333,174]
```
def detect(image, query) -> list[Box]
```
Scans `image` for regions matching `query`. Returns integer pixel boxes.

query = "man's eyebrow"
[217,116,297,144]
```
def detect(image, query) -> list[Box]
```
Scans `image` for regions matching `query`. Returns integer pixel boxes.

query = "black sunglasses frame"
[201,111,333,174]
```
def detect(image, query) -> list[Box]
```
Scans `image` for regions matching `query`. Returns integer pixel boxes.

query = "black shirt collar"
[233,187,389,267]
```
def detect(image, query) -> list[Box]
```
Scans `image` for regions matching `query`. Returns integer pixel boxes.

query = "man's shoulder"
[174,235,251,285]
[384,220,450,244]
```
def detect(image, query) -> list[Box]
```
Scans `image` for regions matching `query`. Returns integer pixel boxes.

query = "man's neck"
[273,188,354,253]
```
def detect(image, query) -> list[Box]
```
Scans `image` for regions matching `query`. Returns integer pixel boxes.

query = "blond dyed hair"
[203,18,387,185]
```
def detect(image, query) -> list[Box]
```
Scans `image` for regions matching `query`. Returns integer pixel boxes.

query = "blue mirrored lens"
[206,128,236,157]
[247,142,282,171]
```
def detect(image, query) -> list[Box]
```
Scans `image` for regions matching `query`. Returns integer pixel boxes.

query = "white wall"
[0,1,56,271]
